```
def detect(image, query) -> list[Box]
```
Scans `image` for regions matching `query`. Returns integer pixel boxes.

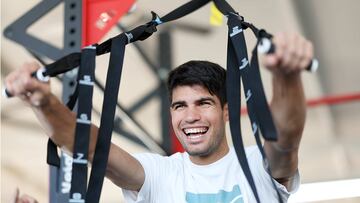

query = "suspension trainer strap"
[85,35,127,203]
[249,37,284,202]
[242,26,277,141]
[38,1,288,202]
[243,23,284,202]
[214,0,277,140]
[160,0,211,23]
[38,53,81,78]
[68,45,96,203]
[214,0,283,202]
[228,13,285,203]
[226,14,261,203]
[95,0,211,55]
[47,140,60,166]
[213,0,262,201]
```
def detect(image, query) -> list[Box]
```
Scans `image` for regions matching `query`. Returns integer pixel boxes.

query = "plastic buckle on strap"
[257,29,272,39]
[150,11,163,25]
[226,11,244,21]
[125,32,134,44]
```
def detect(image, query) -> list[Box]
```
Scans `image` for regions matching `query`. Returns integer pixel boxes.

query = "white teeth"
[188,135,202,140]
[184,127,207,135]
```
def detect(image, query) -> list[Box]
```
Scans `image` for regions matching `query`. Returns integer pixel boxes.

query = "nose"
[184,107,201,123]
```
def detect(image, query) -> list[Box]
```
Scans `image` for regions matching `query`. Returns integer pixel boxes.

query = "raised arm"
[262,32,313,188]
[4,61,144,191]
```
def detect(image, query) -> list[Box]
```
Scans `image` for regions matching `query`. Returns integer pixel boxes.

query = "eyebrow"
[171,97,216,108]
[171,101,186,109]
[197,97,216,104]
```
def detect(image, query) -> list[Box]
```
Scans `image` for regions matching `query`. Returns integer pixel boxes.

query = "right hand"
[4,61,51,107]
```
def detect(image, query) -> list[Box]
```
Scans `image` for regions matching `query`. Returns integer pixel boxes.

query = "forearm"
[264,72,306,178]
[270,72,306,149]
[31,93,98,158]
[31,94,144,189]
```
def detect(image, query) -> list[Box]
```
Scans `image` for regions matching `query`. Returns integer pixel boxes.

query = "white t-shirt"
[123,146,299,203]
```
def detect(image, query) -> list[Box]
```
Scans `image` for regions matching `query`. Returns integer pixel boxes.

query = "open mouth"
[183,127,208,139]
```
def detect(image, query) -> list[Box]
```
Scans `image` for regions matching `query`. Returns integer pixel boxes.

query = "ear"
[223,103,229,122]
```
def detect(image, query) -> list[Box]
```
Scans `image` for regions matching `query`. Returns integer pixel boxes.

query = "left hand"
[262,32,314,75]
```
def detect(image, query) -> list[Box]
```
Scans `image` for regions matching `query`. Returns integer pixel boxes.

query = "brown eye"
[174,104,185,110]
[199,101,211,107]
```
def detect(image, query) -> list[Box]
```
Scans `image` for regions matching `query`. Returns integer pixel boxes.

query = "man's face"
[170,85,228,159]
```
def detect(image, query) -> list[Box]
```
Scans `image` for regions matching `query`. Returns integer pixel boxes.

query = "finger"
[4,69,23,96]
[273,32,286,61]
[12,67,49,97]
[299,39,314,70]
[13,187,20,203]
[263,32,286,71]
[19,194,38,203]
[29,91,48,107]
[289,33,304,71]
[4,61,41,96]
[281,32,301,71]
[10,71,32,96]
[262,54,279,70]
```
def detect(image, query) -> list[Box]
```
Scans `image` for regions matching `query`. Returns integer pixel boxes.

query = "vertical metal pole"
[158,30,173,154]
[49,0,82,202]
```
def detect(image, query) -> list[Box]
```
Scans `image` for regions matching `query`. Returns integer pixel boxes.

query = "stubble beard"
[185,132,225,157]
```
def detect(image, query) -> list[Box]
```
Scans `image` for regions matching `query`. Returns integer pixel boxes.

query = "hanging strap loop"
[69,45,97,203]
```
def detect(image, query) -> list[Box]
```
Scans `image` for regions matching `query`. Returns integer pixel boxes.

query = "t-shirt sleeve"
[246,146,300,202]
[122,153,169,203]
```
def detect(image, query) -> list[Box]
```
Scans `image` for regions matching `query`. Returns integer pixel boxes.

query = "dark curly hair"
[167,60,227,107]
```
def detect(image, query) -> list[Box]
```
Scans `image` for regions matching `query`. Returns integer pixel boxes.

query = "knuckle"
[288,46,297,57]
[23,77,34,89]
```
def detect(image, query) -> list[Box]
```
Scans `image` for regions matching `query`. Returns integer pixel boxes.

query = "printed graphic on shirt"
[186,185,243,203]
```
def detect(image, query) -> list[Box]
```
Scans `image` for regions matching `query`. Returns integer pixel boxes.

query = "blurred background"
[1,0,360,202]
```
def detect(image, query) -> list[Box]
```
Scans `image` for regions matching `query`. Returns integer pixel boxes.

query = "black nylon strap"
[250,39,284,202]
[160,0,211,23]
[69,46,96,203]
[229,20,277,142]
[40,52,81,77]
[226,14,261,203]
[85,35,127,203]
[213,0,237,15]
[228,14,283,202]
[47,139,60,166]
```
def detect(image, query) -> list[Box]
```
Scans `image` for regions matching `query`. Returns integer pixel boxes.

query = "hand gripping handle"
[3,67,50,98]
[258,38,319,72]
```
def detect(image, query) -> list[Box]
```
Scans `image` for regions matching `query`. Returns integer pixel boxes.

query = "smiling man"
[5,32,312,202]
